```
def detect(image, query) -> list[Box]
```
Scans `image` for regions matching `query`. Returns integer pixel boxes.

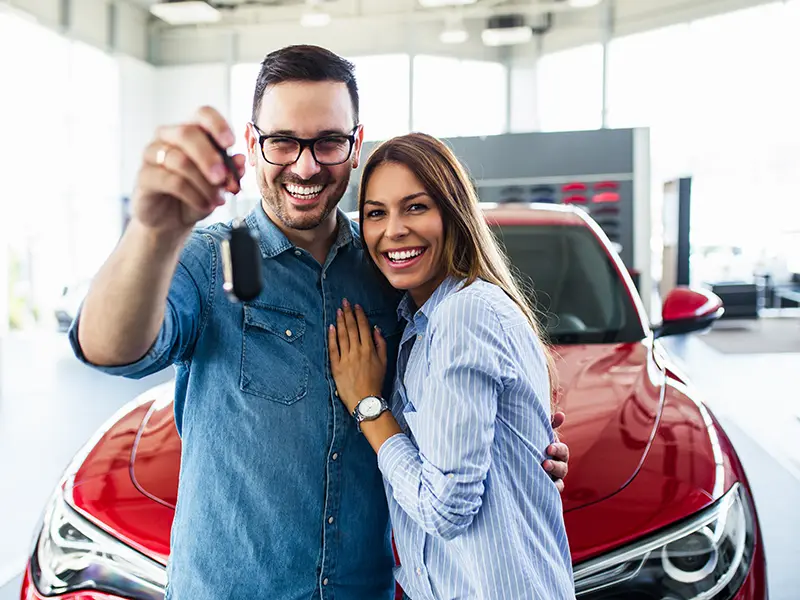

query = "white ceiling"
[145,0,774,65]
[143,0,773,30]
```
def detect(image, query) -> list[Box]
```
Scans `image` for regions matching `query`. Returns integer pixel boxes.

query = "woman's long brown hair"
[357,132,558,411]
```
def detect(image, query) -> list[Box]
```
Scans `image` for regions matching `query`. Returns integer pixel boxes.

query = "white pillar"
[601,0,615,128]
[509,38,541,133]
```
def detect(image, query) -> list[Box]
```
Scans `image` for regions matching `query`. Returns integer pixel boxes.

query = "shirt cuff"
[377,432,419,482]
[67,304,175,379]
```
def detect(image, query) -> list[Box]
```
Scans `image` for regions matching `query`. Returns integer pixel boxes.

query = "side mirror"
[654,287,725,339]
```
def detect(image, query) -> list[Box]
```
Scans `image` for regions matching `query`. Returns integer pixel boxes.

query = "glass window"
[537,44,603,132]
[0,12,121,327]
[413,55,507,138]
[607,3,800,284]
[492,224,645,344]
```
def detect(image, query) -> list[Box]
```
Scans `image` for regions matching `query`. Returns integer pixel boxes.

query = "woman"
[327,133,575,599]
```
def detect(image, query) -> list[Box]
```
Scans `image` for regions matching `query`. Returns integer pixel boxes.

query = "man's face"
[245,80,363,231]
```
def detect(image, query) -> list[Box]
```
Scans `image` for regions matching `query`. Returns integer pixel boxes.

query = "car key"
[206,133,263,303]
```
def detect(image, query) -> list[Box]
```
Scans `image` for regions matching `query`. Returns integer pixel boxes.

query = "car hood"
[67,341,668,565]
[127,341,666,514]
[552,341,666,511]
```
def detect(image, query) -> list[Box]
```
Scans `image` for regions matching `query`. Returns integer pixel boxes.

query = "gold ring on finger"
[156,146,170,166]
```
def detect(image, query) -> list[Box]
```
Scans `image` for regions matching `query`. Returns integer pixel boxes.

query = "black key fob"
[222,220,262,302]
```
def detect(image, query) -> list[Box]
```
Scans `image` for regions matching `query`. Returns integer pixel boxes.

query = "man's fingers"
[547,441,570,465]
[544,458,568,482]
[156,123,230,189]
[336,308,350,355]
[138,164,213,217]
[224,155,247,193]
[145,142,221,210]
[193,105,235,149]
[551,410,566,431]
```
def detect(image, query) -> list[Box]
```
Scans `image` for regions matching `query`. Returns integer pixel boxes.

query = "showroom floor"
[0,323,798,599]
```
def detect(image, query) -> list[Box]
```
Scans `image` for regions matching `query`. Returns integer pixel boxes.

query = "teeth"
[387,249,423,261]
[285,184,324,197]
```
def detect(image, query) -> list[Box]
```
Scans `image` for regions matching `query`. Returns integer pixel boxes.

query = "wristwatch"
[352,395,390,432]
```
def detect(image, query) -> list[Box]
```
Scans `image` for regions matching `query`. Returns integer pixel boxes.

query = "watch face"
[360,396,382,418]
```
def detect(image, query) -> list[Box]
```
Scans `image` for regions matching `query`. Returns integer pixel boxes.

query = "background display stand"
[345,127,655,317]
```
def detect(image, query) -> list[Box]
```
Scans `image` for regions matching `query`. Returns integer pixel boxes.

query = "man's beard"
[259,170,351,231]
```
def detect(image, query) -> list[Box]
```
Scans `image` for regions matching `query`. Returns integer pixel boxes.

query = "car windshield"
[491,224,646,345]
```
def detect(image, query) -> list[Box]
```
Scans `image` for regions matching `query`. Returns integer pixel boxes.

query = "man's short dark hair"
[251,45,359,125]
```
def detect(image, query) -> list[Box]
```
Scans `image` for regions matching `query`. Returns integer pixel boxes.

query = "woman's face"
[362,162,446,307]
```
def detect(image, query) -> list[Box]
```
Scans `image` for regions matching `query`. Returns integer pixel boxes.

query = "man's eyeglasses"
[250,123,359,167]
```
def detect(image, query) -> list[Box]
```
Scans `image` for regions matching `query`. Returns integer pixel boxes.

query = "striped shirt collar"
[397,275,465,330]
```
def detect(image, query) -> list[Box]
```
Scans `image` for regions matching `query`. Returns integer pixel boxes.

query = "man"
[69,45,570,599]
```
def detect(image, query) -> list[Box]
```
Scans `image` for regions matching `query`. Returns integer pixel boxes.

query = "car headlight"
[574,483,755,600]
[30,492,166,599]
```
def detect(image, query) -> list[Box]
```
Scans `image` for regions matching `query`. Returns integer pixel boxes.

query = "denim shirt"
[69,205,403,600]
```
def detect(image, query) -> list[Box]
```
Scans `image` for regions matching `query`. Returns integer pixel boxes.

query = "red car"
[21,204,767,600]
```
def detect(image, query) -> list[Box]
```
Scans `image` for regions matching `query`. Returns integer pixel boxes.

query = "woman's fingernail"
[355,304,362,310]
[342,298,349,307]
[337,309,342,316]
[210,164,226,184]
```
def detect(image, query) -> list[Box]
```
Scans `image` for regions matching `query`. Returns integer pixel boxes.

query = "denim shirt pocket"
[240,304,309,405]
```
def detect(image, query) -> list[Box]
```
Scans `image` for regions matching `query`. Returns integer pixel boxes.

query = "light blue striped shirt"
[377,277,575,600]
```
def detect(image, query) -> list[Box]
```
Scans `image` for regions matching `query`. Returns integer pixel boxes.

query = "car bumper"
[19,534,768,600]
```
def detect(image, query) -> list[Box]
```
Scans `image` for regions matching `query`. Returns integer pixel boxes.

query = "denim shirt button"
[294,249,301,256]
[285,330,292,337]
[322,578,329,586]
[332,453,339,461]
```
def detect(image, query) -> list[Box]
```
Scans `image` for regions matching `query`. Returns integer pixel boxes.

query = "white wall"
[117,61,233,202]
[118,55,158,197]
[154,63,231,125]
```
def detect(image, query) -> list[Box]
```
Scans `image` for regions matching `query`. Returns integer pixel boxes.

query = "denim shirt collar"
[244,202,360,259]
